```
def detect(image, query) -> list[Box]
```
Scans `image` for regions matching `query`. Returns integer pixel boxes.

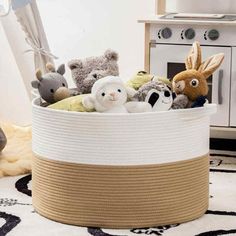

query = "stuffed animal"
[68,49,119,94]
[132,80,173,112]
[0,127,7,152]
[127,71,172,90]
[31,63,71,104]
[48,94,95,112]
[172,41,224,109]
[82,76,152,113]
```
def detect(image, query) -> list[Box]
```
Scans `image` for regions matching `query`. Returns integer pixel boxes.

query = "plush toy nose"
[53,87,70,102]
[109,92,116,97]
[174,81,185,93]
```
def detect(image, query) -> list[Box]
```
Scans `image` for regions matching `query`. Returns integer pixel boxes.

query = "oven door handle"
[218,69,223,105]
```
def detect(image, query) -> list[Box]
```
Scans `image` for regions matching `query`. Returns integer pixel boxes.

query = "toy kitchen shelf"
[138,15,236,139]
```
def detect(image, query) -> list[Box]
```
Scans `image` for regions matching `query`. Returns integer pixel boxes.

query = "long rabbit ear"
[185,41,202,70]
[198,53,224,79]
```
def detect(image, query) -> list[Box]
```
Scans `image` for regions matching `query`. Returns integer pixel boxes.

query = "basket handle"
[178,104,217,121]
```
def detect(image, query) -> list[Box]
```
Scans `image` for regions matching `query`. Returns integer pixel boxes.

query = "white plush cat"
[82,76,152,113]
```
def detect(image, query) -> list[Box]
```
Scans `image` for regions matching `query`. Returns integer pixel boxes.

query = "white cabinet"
[230,47,236,127]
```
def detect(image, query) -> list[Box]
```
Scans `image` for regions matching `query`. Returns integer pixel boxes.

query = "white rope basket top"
[32,97,216,166]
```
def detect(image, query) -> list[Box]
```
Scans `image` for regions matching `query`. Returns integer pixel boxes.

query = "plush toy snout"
[53,87,71,102]
[108,92,118,101]
[172,80,186,94]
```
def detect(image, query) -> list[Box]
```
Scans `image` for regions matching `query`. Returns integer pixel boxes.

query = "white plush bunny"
[82,76,152,113]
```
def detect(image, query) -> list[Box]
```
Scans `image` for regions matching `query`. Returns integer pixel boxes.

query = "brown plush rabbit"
[172,41,224,109]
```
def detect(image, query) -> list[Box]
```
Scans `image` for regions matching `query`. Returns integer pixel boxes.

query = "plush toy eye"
[62,83,66,87]
[164,90,171,97]
[190,79,199,87]
[50,89,54,93]
[117,89,121,93]
[101,92,105,97]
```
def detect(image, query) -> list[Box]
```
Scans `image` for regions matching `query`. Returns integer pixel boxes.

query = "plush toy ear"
[68,60,83,70]
[198,53,224,79]
[35,69,43,81]
[57,64,65,75]
[82,95,95,110]
[185,41,202,70]
[104,49,119,61]
[125,86,137,98]
[46,63,56,72]
[31,80,40,89]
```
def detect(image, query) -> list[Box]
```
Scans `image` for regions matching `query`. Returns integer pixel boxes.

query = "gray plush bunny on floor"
[0,127,7,152]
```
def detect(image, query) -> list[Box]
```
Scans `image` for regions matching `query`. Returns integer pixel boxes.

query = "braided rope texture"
[32,154,209,229]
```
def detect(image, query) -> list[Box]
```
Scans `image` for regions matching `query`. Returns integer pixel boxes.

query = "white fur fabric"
[83,76,151,113]
[0,123,32,177]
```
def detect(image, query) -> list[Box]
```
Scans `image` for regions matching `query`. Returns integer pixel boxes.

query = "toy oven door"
[230,47,236,127]
[150,44,231,127]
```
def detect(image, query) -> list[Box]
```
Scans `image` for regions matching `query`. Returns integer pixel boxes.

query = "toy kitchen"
[139,0,236,139]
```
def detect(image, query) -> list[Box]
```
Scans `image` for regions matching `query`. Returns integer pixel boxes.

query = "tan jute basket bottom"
[32,154,209,229]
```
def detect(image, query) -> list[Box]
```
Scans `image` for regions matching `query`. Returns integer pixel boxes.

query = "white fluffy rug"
[0,153,236,236]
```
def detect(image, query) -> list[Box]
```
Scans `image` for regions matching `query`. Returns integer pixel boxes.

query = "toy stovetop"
[161,13,236,21]
[138,14,236,26]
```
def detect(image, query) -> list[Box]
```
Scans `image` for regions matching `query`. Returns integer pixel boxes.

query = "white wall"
[166,0,236,14]
[37,0,155,85]
[0,0,155,126]
[166,0,177,13]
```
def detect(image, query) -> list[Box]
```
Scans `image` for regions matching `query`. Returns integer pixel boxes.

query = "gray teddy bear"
[68,49,119,94]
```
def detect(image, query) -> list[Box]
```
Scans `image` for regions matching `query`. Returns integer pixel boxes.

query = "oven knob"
[207,29,220,41]
[182,28,195,40]
[159,27,172,39]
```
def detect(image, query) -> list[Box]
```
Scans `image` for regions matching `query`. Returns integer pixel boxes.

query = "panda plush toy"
[132,81,173,112]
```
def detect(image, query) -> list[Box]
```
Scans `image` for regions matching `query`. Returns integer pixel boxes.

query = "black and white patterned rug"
[0,153,236,236]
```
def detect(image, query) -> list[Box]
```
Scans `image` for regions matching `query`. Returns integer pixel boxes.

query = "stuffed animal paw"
[125,102,152,113]
[191,95,208,108]
[172,94,189,109]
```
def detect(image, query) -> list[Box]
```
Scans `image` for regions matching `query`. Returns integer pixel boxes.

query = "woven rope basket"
[32,98,216,229]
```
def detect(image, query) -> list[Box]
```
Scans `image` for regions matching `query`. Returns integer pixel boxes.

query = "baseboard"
[210,138,236,152]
